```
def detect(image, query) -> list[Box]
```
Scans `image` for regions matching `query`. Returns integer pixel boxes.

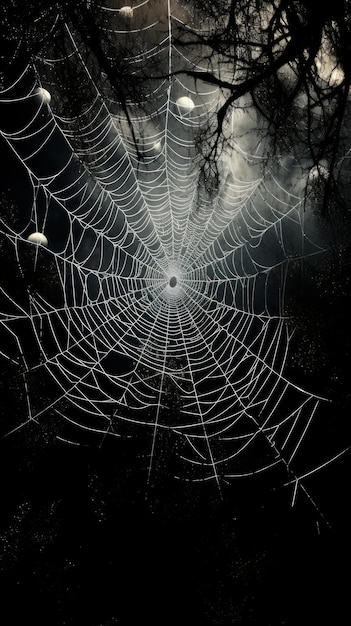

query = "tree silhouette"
[175,0,351,213]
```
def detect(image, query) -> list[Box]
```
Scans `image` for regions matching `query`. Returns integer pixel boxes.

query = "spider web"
[0,0,347,507]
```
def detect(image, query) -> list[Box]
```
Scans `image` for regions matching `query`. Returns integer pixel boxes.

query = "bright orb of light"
[169,276,177,288]
[152,140,162,154]
[176,96,195,113]
[35,87,51,103]
[119,6,134,17]
[308,163,329,181]
[27,232,48,246]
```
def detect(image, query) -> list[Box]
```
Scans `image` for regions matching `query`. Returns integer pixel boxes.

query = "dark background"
[1,4,351,623]
[0,85,350,626]
[0,426,350,626]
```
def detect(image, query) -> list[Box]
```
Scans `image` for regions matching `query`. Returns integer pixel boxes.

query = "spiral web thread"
[0,0,348,506]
